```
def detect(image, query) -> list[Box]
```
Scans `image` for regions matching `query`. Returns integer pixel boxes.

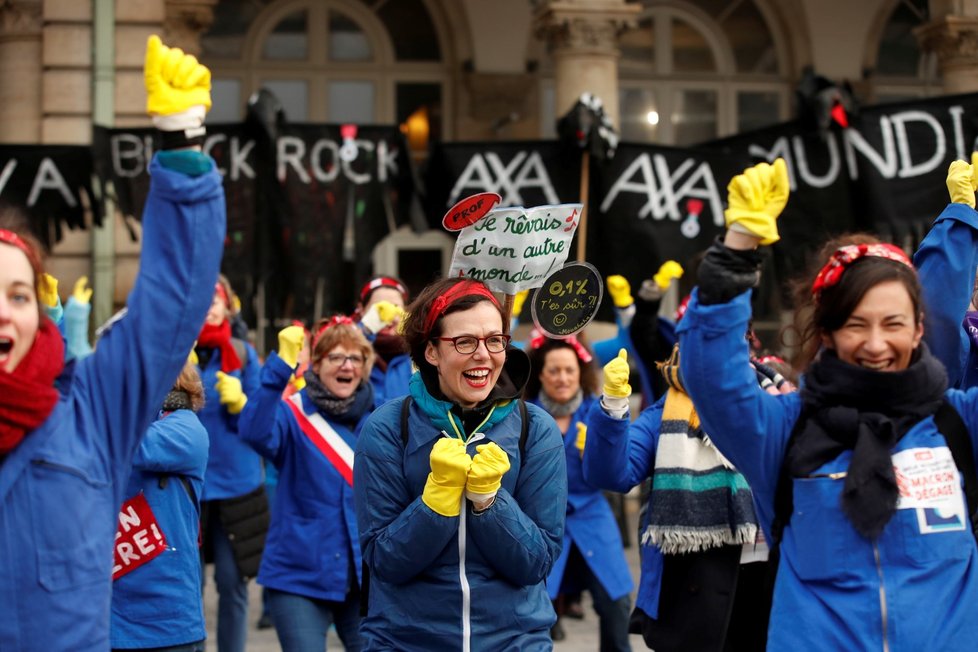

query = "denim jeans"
[204,516,250,652]
[267,587,363,652]
[113,641,205,652]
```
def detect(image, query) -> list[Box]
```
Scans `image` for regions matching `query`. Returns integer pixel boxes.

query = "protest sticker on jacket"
[893,447,967,534]
[112,493,167,580]
[448,203,583,295]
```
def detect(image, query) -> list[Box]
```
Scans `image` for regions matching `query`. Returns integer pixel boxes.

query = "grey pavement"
[204,495,646,651]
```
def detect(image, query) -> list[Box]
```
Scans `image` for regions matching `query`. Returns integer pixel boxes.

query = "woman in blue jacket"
[675,158,978,650]
[354,277,567,651]
[111,360,210,651]
[356,275,412,407]
[237,317,375,651]
[0,35,224,652]
[194,276,264,652]
[525,332,633,651]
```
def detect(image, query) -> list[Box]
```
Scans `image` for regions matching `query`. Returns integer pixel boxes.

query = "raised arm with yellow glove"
[724,158,790,246]
[145,34,210,151]
[361,300,405,335]
[653,261,684,290]
[606,275,634,309]
[277,325,306,369]
[64,276,94,361]
[422,437,473,517]
[947,153,978,208]
[39,273,63,324]
[215,371,248,415]
[466,442,511,510]
[603,348,632,398]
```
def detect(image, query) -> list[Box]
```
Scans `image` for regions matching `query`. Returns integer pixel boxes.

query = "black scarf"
[788,343,947,538]
[302,369,375,427]
[162,390,193,413]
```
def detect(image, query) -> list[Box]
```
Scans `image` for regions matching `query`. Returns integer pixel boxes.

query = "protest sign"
[448,203,583,295]
[532,262,603,337]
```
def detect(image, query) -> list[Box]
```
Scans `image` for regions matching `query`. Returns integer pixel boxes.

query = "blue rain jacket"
[354,376,567,651]
[0,155,224,651]
[197,339,262,500]
[370,352,412,408]
[676,288,978,651]
[111,409,209,648]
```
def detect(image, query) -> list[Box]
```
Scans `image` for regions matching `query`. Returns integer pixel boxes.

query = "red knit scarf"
[0,319,64,454]
[197,320,242,373]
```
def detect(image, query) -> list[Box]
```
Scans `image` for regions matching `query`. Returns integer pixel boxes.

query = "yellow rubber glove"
[946,153,978,208]
[653,261,684,290]
[422,438,472,517]
[72,276,93,304]
[277,325,306,368]
[215,371,248,415]
[290,374,307,392]
[361,300,405,334]
[144,34,212,116]
[575,422,587,458]
[512,290,530,318]
[603,349,632,398]
[189,347,199,366]
[606,275,634,309]
[465,442,511,502]
[38,273,59,308]
[724,158,790,246]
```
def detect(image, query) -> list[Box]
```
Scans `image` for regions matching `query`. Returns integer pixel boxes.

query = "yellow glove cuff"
[726,215,780,246]
[422,477,464,517]
[227,393,247,415]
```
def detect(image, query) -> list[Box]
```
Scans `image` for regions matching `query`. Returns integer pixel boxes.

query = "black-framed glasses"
[324,353,365,368]
[433,334,511,355]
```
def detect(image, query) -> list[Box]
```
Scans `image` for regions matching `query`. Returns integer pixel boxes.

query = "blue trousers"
[267,587,363,652]
[203,516,250,652]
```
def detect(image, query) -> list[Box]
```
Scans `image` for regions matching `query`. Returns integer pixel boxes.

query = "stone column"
[533,0,640,126]
[916,4,978,94]
[0,0,42,143]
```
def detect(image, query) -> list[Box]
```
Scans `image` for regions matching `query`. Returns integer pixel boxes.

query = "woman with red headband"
[237,316,374,651]
[0,35,224,650]
[193,275,265,652]
[354,277,567,650]
[525,332,633,650]
[355,275,412,407]
[674,159,978,650]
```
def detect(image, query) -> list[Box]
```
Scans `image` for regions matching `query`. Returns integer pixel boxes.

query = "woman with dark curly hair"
[354,277,567,651]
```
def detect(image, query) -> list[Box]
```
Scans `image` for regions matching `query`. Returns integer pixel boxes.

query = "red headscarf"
[0,318,64,454]
[423,280,499,337]
[811,243,913,301]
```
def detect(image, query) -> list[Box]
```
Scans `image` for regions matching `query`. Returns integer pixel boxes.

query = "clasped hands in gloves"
[422,438,511,517]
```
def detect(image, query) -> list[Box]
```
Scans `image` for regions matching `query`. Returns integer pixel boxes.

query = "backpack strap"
[934,398,978,534]
[518,399,529,458]
[400,395,413,447]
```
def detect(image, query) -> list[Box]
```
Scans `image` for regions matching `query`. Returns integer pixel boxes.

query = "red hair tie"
[423,281,499,337]
[313,315,355,349]
[360,276,408,305]
[0,229,40,272]
[529,328,593,363]
[811,243,913,300]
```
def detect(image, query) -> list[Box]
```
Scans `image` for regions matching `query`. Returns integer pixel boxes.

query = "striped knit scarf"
[643,345,758,554]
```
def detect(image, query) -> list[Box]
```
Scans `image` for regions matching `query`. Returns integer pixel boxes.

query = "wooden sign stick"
[502,293,515,335]
[577,150,590,262]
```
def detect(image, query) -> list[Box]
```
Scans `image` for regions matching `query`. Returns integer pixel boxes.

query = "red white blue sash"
[284,392,355,486]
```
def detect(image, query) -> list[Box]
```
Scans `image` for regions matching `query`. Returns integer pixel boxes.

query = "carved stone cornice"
[164,0,219,56]
[0,0,42,42]
[915,15,978,73]
[534,1,640,57]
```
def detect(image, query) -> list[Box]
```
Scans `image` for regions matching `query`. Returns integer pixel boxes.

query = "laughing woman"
[676,159,978,650]
[0,36,223,650]
[354,277,567,651]
[237,317,375,652]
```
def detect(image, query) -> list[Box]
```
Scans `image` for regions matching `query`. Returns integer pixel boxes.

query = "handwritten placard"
[531,262,603,338]
[448,203,583,295]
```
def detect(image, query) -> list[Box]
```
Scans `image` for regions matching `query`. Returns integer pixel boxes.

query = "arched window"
[200,0,449,153]
[867,0,940,102]
[614,0,791,145]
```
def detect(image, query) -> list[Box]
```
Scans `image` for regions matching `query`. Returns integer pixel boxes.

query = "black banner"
[93,123,414,330]
[0,145,95,247]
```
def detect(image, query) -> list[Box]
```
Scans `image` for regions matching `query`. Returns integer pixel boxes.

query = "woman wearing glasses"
[237,316,375,651]
[354,277,567,651]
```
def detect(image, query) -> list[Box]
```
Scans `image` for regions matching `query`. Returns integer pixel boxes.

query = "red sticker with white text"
[112,493,167,580]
